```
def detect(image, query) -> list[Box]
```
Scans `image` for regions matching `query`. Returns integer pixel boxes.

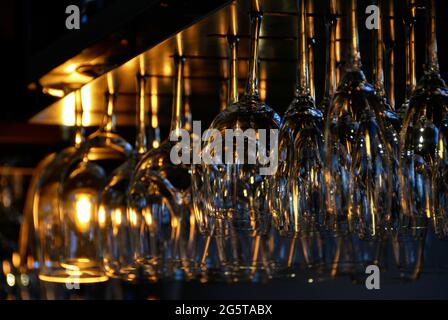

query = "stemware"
[372,0,400,232]
[306,0,316,102]
[202,0,281,233]
[128,55,197,281]
[397,0,417,123]
[384,0,396,112]
[31,89,92,283]
[192,2,240,237]
[429,0,448,240]
[271,0,324,238]
[57,75,132,283]
[198,0,280,282]
[399,0,448,233]
[323,0,393,240]
[318,0,337,115]
[101,61,153,281]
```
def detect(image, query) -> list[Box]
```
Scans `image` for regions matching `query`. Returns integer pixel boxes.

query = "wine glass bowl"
[324,70,393,239]
[400,71,448,232]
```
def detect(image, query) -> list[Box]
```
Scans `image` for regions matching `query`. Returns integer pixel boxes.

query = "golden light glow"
[12,252,20,269]
[38,274,109,284]
[128,208,138,227]
[62,93,76,126]
[143,208,154,228]
[81,86,92,126]
[2,260,11,275]
[151,114,158,129]
[139,56,146,76]
[43,87,65,97]
[365,132,371,157]
[75,194,94,232]
[107,73,116,94]
[176,34,183,57]
[113,208,122,227]
[64,63,77,73]
[27,256,34,270]
[98,205,106,228]
[152,140,160,149]
[230,1,238,36]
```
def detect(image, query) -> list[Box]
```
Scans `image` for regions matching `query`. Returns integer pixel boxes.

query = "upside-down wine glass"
[399,0,448,234]
[397,0,448,279]
[128,55,198,281]
[58,74,132,283]
[372,0,400,234]
[271,0,324,243]
[425,0,448,241]
[101,59,154,281]
[201,0,281,281]
[323,0,393,242]
[31,88,90,283]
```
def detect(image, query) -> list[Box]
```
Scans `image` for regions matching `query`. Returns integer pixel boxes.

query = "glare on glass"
[323,0,393,239]
[58,75,132,283]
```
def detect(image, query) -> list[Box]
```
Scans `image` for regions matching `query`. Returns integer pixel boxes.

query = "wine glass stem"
[386,0,395,108]
[373,0,385,96]
[245,7,262,98]
[426,0,439,73]
[74,89,84,148]
[296,0,310,97]
[405,0,417,99]
[347,0,362,71]
[323,1,337,100]
[227,34,239,106]
[170,55,186,133]
[306,0,315,100]
[102,92,117,133]
[136,73,148,154]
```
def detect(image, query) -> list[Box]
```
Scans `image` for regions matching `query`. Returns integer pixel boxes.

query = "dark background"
[1,0,448,300]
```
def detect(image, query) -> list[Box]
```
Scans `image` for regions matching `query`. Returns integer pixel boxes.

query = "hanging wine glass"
[198,0,280,283]
[202,0,281,233]
[101,59,153,281]
[190,2,243,284]
[397,0,417,123]
[372,0,400,233]
[31,89,93,283]
[323,0,393,240]
[425,0,448,240]
[272,0,324,238]
[399,0,448,234]
[57,74,132,284]
[128,55,197,281]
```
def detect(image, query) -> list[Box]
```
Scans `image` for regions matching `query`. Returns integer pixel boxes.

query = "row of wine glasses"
[23,0,448,287]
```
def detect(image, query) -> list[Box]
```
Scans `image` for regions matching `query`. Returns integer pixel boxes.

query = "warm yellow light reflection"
[113,208,122,227]
[143,208,154,229]
[81,86,92,126]
[128,208,138,227]
[43,87,65,97]
[75,194,93,232]
[62,93,76,126]
[65,63,77,73]
[98,205,106,228]
[2,260,11,275]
